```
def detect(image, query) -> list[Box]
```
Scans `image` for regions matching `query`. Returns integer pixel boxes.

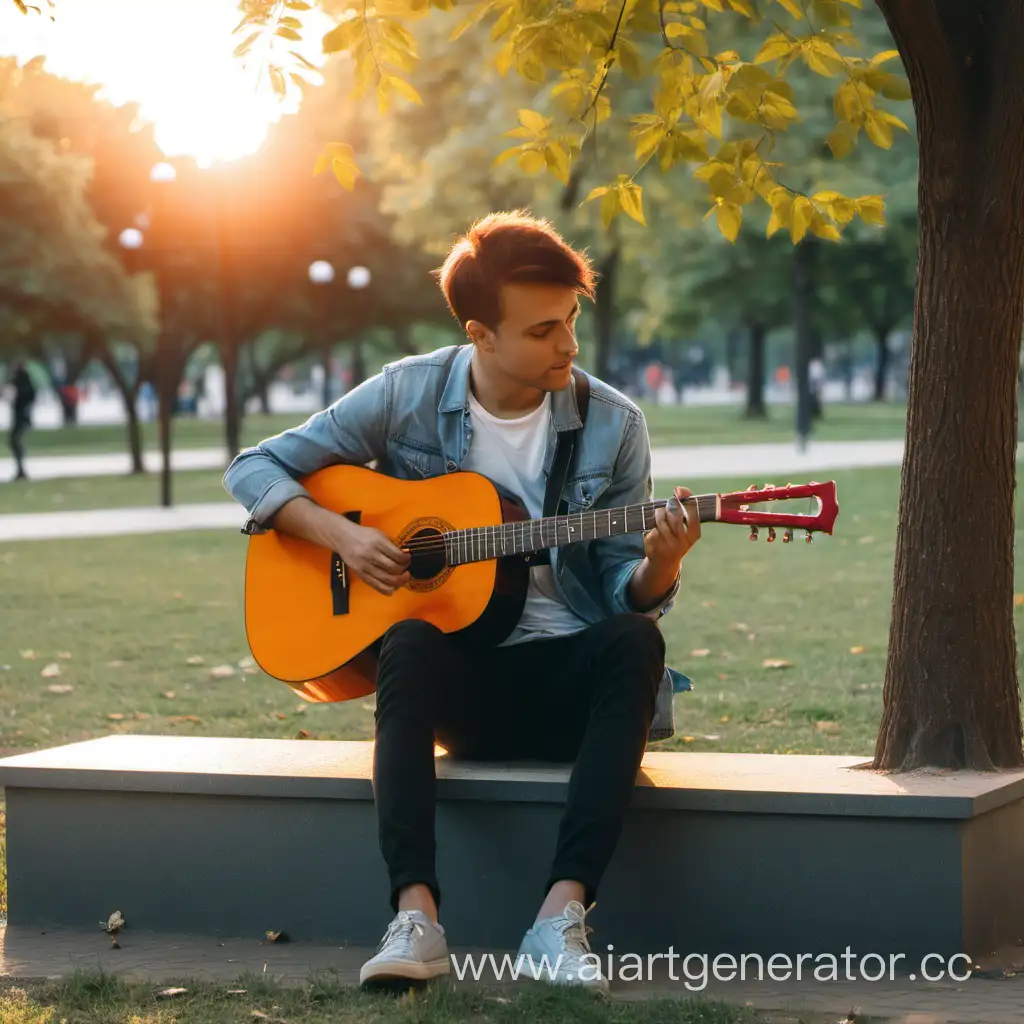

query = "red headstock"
[714,481,838,543]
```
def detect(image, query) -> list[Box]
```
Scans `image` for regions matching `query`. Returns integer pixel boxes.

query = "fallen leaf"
[717,674,729,681]
[815,720,841,733]
[21,649,36,660]
[360,702,374,711]
[57,651,72,659]
[156,987,187,999]
[186,656,204,666]
[46,684,73,694]
[1016,594,1024,607]
[762,659,792,670]
[271,711,287,720]
[719,715,730,723]
[690,648,711,657]
[858,536,875,545]
[702,734,721,741]
[133,712,151,720]
[849,646,867,655]
[167,715,202,724]
[238,655,256,669]
[487,996,512,1005]
[701,600,715,608]
[681,735,695,743]
[108,660,125,668]
[172,592,183,599]
[161,690,176,699]
[107,713,125,721]
[747,632,757,642]
[40,663,61,678]
[294,703,307,713]
[728,623,749,633]
[228,989,247,994]
[244,667,259,676]
[295,729,311,739]
[103,910,125,933]
[264,929,290,942]
[210,664,235,679]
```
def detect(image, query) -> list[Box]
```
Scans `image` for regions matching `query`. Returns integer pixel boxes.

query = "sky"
[0,0,330,165]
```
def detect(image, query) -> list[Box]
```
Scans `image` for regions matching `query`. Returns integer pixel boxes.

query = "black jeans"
[371,613,666,914]
[9,413,28,478]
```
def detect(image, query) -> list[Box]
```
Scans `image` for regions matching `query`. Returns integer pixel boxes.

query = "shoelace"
[556,901,597,958]
[377,910,425,957]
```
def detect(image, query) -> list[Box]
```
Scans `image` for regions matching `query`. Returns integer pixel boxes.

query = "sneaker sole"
[360,957,450,986]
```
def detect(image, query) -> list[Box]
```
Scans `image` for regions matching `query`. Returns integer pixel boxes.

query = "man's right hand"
[333,518,411,595]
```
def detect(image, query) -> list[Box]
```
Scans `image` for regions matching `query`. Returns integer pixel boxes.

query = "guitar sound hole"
[406,527,447,581]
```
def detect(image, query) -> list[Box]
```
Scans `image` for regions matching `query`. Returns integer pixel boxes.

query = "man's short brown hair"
[435,210,597,331]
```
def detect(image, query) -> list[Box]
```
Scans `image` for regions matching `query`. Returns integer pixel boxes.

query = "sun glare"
[0,0,329,165]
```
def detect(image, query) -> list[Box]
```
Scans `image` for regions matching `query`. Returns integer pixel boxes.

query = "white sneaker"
[359,909,450,987]
[516,900,609,993]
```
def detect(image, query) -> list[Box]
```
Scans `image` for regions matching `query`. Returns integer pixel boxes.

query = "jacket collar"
[438,343,583,431]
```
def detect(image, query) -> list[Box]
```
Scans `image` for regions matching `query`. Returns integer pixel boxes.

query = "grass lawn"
[8,464,1021,758]
[0,972,755,1024]
[17,400,910,461]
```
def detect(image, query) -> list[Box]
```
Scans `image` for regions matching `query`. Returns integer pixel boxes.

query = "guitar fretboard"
[443,493,719,566]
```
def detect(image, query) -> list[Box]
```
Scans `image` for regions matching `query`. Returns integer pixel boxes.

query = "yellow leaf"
[619,182,646,225]
[544,143,571,185]
[864,108,893,148]
[772,0,804,17]
[871,48,901,66]
[703,0,725,9]
[450,1,493,41]
[809,218,842,242]
[517,108,550,135]
[321,17,362,54]
[849,645,867,654]
[790,196,814,243]
[716,201,742,242]
[754,34,796,65]
[584,186,609,203]
[600,188,622,228]
[762,658,793,669]
[633,122,668,162]
[331,156,360,190]
[313,153,328,176]
[690,648,711,657]
[826,121,857,158]
[387,75,423,105]
[802,37,844,76]
[517,148,545,174]
[728,0,755,14]
[856,195,886,226]
[616,38,644,78]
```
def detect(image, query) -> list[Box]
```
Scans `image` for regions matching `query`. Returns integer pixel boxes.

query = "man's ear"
[465,319,496,352]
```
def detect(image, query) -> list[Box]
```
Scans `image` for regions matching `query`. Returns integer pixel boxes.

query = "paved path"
[1,925,1021,1022]
[0,447,227,481]
[0,438,954,543]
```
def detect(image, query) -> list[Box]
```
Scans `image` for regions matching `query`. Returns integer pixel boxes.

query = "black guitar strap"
[544,366,591,518]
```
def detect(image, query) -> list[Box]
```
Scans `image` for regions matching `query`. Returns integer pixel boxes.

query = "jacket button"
[446,460,457,472]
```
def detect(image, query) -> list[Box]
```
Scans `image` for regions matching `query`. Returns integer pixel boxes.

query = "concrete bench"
[1,736,1023,962]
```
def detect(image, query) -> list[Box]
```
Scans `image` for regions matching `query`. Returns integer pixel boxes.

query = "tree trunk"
[792,240,816,448]
[725,327,743,386]
[223,339,241,461]
[744,322,768,419]
[873,1,1024,770]
[873,327,891,402]
[95,338,144,474]
[593,244,619,382]
[350,337,367,389]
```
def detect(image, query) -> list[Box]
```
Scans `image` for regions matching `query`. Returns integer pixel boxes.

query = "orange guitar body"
[244,465,529,704]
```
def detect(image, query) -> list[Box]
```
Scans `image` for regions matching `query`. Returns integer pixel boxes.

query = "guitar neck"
[443,493,719,566]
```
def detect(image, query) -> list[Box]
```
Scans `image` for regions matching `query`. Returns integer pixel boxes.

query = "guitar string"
[390,494,817,558]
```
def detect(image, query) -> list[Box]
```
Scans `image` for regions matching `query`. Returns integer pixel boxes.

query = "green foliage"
[232,0,911,242]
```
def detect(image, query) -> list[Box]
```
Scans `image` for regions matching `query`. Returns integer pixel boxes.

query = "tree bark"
[873,0,1024,770]
[222,338,241,460]
[744,321,768,419]
[873,327,892,402]
[792,240,816,448]
[593,244,619,382]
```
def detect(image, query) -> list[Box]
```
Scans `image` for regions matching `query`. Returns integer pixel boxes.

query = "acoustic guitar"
[243,465,839,703]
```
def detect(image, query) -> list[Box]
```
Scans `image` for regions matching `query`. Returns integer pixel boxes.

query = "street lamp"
[308,260,335,407]
[119,227,143,251]
[150,162,177,184]
[347,266,371,387]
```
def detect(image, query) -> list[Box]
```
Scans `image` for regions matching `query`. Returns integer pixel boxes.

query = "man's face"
[471,281,581,391]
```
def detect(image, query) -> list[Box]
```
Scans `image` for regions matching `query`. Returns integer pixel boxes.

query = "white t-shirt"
[462,389,589,646]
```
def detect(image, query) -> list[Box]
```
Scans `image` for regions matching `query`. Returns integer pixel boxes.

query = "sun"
[0,0,328,165]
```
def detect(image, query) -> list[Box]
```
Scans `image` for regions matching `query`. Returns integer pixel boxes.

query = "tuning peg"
[805,531,814,544]
[749,526,759,542]
[767,527,776,543]
[783,529,793,544]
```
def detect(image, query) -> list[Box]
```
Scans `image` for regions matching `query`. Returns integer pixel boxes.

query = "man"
[223,211,701,992]
[7,361,36,481]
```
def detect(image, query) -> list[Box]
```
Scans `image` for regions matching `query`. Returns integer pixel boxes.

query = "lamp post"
[149,160,177,508]
[308,259,335,407]
[347,265,371,388]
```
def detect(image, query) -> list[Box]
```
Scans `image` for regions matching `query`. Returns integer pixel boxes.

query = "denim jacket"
[222,344,691,728]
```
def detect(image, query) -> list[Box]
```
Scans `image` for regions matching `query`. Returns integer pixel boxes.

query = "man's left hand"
[643,485,702,571]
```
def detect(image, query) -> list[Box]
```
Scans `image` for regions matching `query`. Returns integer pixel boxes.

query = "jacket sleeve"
[593,407,680,619]
[222,371,389,534]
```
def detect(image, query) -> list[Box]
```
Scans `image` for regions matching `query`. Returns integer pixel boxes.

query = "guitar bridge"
[331,552,349,615]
